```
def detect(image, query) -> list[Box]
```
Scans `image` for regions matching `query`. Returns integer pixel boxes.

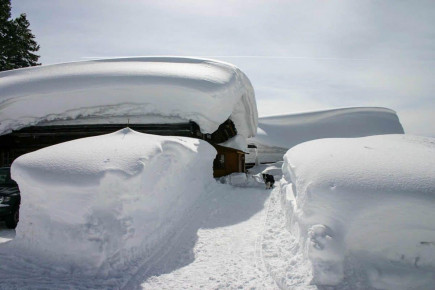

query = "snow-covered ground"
[249,107,404,163]
[1,133,435,289]
[1,158,315,289]
[139,183,314,290]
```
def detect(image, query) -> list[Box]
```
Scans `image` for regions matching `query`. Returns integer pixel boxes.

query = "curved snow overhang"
[0,57,258,138]
[251,107,405,149]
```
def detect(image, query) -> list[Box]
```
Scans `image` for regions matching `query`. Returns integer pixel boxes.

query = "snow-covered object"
[281,135,435,288]
[250,107,404,162]
[10,128,216,274]
[0,57,258,138]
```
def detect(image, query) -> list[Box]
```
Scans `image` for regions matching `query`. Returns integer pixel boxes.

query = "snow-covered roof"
[0,57,258,137]
[251,107,404,149]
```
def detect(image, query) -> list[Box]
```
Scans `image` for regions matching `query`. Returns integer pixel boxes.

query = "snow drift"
[250,107,404,163]
[10,128,216,274]
[281,134,435,288]
[0,57,258,138]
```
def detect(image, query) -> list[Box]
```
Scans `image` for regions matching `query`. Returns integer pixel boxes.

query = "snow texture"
[250,107,404,163]
[9,128,216,276]
[0,155,315,289]
[0,57,258,138]
[281,134,435,288]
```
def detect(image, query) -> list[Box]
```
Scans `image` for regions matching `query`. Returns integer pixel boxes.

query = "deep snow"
[281,134,435,288]
[1,133,435,289]
[8,128,217,276]
[0,114,433,289]
[1,129,311,289]
[0,157,315,289]
[0,185,315,289]
[0,57,258,138]
[250,107,404,163]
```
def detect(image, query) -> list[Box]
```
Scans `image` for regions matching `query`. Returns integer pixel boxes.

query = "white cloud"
[400,108,435,137]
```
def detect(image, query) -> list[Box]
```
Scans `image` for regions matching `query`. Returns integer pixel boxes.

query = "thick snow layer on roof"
[250,107,404,151]
[218,134,247,152]
[10,128,216,273]
[281,134,435,288]
[0,57,258,137]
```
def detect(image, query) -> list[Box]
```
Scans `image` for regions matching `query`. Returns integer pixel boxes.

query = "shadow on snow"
[0,183,271,289]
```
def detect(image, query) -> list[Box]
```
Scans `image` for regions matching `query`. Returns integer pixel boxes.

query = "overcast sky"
[11,0,435,136]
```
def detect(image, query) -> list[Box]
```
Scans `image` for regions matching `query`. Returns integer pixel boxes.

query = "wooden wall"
[0,122,246,178]
[213,145,245,178]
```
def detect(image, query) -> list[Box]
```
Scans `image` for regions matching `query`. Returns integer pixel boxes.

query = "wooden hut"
[0,120,246,177]
[0,57,258,177]
[213,144,245,177]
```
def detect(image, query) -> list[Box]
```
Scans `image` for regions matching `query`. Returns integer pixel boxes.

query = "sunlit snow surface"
[281,134,435,288]
[0,131,314,289]
[9,128,216,275]
[0,57,258,138]
[250,107,404,163]
[0,131,434,289]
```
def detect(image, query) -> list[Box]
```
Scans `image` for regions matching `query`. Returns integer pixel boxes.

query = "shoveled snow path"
[137,184,277,289]
[139,183,314,289]
[261,183,315,290]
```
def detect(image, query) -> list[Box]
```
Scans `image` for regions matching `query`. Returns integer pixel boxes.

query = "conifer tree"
[0,0,40,71]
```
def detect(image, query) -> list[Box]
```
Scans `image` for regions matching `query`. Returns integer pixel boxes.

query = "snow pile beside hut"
[10,128,216,274]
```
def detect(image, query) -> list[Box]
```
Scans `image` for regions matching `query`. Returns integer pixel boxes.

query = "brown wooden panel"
[0,123,246,178]
[212,145,246,177]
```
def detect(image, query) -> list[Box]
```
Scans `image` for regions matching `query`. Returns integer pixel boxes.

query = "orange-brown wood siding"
[213,145,245,178]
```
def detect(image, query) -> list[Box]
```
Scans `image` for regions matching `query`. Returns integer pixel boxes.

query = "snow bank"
[0,57,257,138]
[251,107,404,163]
[10,128,216,274]
[281,135,435,288]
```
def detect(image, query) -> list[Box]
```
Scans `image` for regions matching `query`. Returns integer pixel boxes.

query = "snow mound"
[250,107,404,162]
[281,135,435,288]
[10,128,216,274]
[0,57,257,138]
